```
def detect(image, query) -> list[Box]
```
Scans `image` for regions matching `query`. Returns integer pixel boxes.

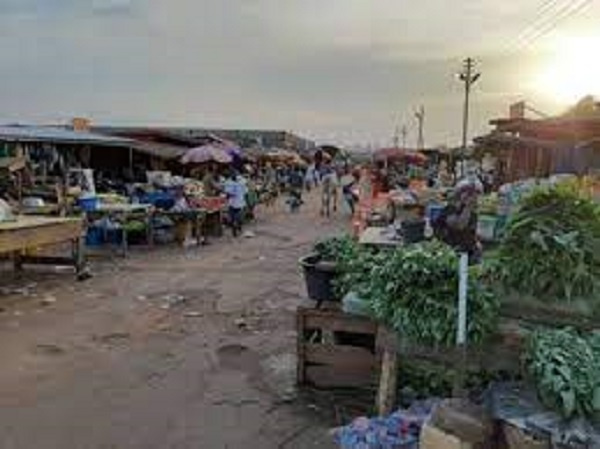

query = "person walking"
[320,162,339,217]
[340,168,359,216]
[287,166,305,213]
[223,170,248,238]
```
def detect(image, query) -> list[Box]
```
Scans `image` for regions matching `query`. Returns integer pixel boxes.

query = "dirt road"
[0,194,347,449]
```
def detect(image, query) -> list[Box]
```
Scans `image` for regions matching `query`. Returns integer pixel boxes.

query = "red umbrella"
[181,145,233,164]
[375,148,427,165]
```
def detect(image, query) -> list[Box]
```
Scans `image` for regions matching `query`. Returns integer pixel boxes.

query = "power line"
[518,0,594,50]
[511,0,573,48]
[500,0,565,54]
[508,0,594,52]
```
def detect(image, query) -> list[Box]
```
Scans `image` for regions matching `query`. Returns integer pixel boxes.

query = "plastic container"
[477,214,498,242]
[299,254,338,304]
[78,196,99,211]
[85,227,103,246]
[342,292,370,317]
[140,191,175,210]
[425,204,444,223]
[402,218,426,244]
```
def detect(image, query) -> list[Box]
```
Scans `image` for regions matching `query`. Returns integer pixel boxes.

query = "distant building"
[474,96,600,182]
[94,126,317,155]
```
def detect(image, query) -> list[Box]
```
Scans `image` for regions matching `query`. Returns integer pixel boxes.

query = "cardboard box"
[432,399,491,444]
[421,422,476,449]
[420,399,492,449]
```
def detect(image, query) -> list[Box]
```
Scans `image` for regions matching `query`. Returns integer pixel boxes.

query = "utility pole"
[393,125,400,149]
[415,106,425,151]
[458,57,480,178]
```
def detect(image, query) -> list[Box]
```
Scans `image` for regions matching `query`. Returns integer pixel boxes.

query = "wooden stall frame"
[0,216,87,278]
[297,307,379,389]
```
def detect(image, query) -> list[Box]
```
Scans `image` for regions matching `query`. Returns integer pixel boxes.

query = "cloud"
[92,0,139,15]
[0,0,140,17]
[0,0,598,145]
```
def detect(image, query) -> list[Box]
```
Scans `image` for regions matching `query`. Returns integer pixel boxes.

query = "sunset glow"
[535,36,600,104]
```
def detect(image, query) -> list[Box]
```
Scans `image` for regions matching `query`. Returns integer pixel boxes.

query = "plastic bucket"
[299,254,339,304]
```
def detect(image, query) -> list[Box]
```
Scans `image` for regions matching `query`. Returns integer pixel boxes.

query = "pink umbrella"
[181,145,233,164]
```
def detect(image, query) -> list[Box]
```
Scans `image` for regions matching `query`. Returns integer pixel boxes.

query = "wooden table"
[86,204,152,256]
[87,205,212,254]
[0,216,86,276]
[359,227,403,248]
[152,209,207,246]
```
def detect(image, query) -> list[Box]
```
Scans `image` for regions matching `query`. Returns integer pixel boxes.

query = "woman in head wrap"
[433,182,482,262]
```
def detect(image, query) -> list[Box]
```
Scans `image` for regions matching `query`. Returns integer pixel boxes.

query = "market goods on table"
[333,399,438,449]
[526,328,600,420]
[333,239,499,347]
[492,183,600,303]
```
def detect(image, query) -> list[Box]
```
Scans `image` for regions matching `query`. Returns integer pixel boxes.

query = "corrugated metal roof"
[0,125,133,146]
[130,141,187,160]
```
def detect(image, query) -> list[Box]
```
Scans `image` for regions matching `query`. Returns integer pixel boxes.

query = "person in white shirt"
[223,170,248,237]
[320,163,339,217]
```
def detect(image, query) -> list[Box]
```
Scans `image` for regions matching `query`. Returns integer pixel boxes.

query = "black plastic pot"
[402,219,426,244]
[299,253,339,305]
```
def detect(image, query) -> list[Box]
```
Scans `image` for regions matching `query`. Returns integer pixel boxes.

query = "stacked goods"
[526,328,600,420]
[493,183,600,303]
[336,240,499,347]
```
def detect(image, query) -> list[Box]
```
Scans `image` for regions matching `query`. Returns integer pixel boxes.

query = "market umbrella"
[204,133,242,158]
[181,145,233,165]
[375,148,428,165]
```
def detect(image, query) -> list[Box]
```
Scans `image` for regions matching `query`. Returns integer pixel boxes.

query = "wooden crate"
[297,307,379,388]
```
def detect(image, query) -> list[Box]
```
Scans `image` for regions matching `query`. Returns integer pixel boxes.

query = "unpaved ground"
[0,193,348,449]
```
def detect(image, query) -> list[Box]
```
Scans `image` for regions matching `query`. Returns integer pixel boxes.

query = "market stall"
[85,202,153,256]
[358,227,403,248]
[300,178,600,448]
[0,215,86,276]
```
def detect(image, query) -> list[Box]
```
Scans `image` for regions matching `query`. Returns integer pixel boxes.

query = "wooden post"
[146,211,154,247]
[375,326,400,416]
[12,251,23,272]
[377,348,399,416]
[73,236,88,279]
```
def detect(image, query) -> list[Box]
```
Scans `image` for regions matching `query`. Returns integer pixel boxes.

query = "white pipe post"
[457,252,469,346]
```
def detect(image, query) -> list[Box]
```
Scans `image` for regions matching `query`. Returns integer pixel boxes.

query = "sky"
[1,0,599,148]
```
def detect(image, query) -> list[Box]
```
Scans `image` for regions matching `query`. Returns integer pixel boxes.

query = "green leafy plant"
[397,360,519,407]
[526,328,600,419]
[333,245,384,298]
[340,241,499,347]
[494,183,600,302]
[313,235,359,263]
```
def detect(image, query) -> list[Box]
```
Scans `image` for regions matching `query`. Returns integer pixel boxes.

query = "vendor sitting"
[433,182,482,262]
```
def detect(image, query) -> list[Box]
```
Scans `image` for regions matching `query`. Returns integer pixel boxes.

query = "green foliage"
[368,242,499,346]
[397,361,519,407]
[335,240,499,347]
[526,328,600,420]
[313,235,358,263]
[495,184,600,302]
[334,245,384,298]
